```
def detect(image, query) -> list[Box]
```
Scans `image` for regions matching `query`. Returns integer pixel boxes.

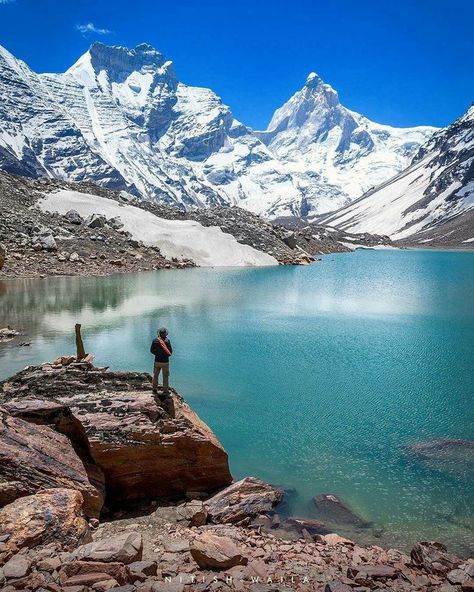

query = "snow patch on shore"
[38,190,278,267]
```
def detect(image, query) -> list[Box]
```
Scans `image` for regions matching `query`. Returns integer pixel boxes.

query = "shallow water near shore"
[1,249,473,555]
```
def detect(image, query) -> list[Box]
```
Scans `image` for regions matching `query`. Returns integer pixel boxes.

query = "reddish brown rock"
[71,532,143,564]
[347,564,398,585]
[60,560,130,585]
[0,488,91,552]
[190,532,248,570]
[0,408,104,517]
[411,541,462,575]
[205,477,283,524]
[1,365,232,507]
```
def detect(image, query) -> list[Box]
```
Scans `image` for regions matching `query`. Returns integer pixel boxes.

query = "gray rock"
[72,532,143,564]
[205,477,283,524]
[85,214,107,229]
[3,554,31,579]
[129,560,157,577]
[65,209,84,225]
[447,569,469,585]
[313,493,370,527]
[107,216,124,230]
[176,500,208,526]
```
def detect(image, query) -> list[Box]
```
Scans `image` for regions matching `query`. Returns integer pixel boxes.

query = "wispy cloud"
[0,0,16,5]
[76,22,112,36]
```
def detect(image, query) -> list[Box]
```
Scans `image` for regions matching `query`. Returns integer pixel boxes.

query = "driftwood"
[75,323,86,360]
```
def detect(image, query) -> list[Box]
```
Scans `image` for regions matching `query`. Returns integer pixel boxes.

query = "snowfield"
[38,190,278,267]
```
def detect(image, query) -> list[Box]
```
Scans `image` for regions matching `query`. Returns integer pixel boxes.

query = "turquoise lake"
[0,249,473,555]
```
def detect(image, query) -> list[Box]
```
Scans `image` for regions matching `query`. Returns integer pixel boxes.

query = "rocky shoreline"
[0,356,472,591]
[0,171,395,279]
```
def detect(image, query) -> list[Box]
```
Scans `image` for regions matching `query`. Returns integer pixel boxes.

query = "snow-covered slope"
[0,42,435,219]
[258,73,436,215]
[318,104,474,241]
[0,42,305,216]
[38,189,278,266]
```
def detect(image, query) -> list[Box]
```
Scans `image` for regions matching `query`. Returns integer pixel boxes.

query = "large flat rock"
[0,364,232,509]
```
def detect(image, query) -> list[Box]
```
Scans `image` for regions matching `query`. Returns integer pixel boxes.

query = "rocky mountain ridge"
[0,42,435,220]
[317,104,474,246]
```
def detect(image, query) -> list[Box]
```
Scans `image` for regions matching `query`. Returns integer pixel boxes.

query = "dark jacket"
[150,337,173,363]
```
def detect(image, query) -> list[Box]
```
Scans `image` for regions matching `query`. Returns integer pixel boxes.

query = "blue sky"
[1,0,472,129]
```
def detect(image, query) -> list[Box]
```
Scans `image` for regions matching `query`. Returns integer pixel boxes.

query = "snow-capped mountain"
[0,42,435,218]
[258,72,436,214]
[317,103,474,243]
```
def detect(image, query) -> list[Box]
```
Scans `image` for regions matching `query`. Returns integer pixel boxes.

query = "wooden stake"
[75,323,86,360]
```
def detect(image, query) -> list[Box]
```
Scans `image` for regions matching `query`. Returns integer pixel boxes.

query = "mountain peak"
[88,42,169,74]
[305,71,322,87]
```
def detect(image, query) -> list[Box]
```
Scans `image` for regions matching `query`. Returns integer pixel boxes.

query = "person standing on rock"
[150,327,172,395]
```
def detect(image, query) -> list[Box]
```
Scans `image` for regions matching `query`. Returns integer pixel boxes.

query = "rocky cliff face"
[0,360,232,515]
[317,104,474,245]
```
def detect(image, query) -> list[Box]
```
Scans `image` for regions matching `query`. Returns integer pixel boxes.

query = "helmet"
[158,327,168,337]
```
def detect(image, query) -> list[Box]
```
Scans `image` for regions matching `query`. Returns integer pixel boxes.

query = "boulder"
[176,500,208,526]
[205,477,283,524]
[323,533,355,546]
[190,532,248,570]
[411,541,462,575]
[0,243,5,270]
[3,555,31,579]
[313,493,370,527]
[71,532,143,564]
[284,516,329,535]
[107,216,124,230]
[1,364,232,507]
[282,231,297,249]
[33,229,57,251]
[65,209,84,225]
[60,560,130,585]
[0,408,105,517]
[128,560,157,578]
[0,488,91,552]
[347,564,398,585]
[85,214,107,229]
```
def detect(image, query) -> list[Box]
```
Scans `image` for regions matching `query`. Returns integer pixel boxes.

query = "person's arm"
[167,339,172,354]
[150,340,157,355]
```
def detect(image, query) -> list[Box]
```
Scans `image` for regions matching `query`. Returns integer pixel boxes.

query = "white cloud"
[76,22,112,36]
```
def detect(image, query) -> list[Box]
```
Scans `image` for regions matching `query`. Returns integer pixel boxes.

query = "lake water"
[1,250,473,555]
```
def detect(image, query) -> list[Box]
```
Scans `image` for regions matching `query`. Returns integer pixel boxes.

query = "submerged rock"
[407,439,474,475]
[0,488,91,552]
[313,493,370,528]
[205,476,283,525]
[0,362,232,512]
